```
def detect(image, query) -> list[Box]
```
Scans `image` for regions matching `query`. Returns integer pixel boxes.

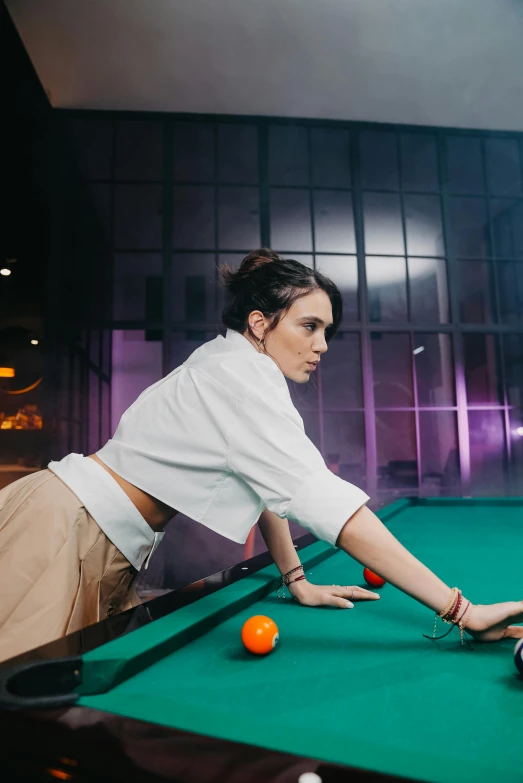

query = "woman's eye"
[304,324,315,331]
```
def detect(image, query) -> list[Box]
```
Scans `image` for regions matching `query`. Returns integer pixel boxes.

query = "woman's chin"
[286,370,311,384]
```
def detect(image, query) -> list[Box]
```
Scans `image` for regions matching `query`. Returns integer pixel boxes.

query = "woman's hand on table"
[465,601,523,642]
[288,580,381,609]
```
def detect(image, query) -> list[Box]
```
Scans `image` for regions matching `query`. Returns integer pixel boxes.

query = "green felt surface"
[80,500,523,783]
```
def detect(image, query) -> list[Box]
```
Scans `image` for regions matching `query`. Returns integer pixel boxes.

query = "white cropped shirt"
[49,329,369,569]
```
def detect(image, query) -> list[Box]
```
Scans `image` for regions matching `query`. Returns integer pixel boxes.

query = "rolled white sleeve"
[228,385,369,546]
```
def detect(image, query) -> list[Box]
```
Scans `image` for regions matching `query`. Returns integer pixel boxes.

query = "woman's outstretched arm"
[337,505,523,642]
[258,508,380,609]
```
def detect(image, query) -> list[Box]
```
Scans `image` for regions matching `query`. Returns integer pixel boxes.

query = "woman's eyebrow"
[297,315,333,328]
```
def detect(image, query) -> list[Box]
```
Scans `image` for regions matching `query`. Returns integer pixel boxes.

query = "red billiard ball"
[363,567,386,588]
[241,615,279,655]
[515,639,523,677]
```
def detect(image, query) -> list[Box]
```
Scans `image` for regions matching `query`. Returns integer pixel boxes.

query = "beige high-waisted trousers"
[0,469,140,663]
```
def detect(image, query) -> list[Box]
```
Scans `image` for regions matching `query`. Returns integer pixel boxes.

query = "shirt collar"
[225,329,258,353]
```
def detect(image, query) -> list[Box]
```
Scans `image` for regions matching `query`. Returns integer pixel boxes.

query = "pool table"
[1,497,522,783]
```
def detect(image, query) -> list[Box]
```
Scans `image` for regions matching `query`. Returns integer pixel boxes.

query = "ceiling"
[6,0,523,131]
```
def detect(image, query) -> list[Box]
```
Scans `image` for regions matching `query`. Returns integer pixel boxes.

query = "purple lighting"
[516,426,523,437]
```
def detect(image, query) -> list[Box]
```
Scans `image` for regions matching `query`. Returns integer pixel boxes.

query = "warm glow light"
[0,268,11,276]
[413,346,425,355]
[30,339,39,345]
[516,426,523,437]
[45,769,73,781]
[0,367,15,378]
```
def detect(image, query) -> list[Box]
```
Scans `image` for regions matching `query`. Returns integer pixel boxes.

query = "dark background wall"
[61,113,523,591]
[0,5,111,486]
[2,2,522,592]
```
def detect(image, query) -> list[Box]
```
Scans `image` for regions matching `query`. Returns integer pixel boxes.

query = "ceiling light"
[0,268,12,277]
[413,346,425,355]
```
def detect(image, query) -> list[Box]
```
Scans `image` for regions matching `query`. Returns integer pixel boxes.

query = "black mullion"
[213,122,221,325]
[396,133,422,492]
[438,131,471,494]
[482,139,512,478]
[351,129,377,499]
[105,117,117,447]
[162,119,174,373]
[305,126,324,454]
[259,123,270,247]
[213,123,220,331]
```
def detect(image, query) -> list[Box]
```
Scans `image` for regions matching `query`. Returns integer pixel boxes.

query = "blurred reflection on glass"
[491,199,523,258]
[316,256,358,322]
[270,189,312,252]
[414,334,455,406]
[114,254,163,321]
[172,254,216,324]
[114,185,163,250]
[324,412,366,487]
[409,258,449,323]
[376,411,417,491]
[469,409,507,495]
[497,261,523,325]
[313,191,356,253]
[503,333,523,408]
[463,334,502,404]
[111,330,163,433]
[508,407,523,494]
[218,187,260,250]
[173,186,215,250]
[449,197,489,258]
[458,261,495,323]
[420,411,460,494]
[363,193,404,255]
[372,333,414,407]
[321,333,362,409]
[404,195,444,256]
[366,257,407,322]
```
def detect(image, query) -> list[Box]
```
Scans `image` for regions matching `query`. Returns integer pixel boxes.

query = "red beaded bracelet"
[288,574,307,587]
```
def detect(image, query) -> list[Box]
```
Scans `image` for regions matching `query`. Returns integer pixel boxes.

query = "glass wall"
[66,114,523,506]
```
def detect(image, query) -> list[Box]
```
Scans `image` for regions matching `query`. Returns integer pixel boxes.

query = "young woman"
[1,249,521,662]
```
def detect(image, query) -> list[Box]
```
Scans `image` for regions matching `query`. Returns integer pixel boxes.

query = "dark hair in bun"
[220,248,342,343]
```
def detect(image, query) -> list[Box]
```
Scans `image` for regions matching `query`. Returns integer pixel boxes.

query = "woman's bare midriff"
[88,455,178,532]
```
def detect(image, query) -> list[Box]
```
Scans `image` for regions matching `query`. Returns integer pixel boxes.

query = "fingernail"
[346,601,354,609]
[373,593,380,598]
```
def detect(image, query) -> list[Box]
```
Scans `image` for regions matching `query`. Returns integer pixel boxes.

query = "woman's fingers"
[504,625,523,639]
[322,592,354,609]
[330,585,381,602]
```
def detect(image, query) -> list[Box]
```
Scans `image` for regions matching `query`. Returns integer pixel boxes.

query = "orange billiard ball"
[363,567,386,588]
[241,615,279,655]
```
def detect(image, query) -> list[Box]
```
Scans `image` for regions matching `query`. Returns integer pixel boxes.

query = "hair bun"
[220,249,280,295]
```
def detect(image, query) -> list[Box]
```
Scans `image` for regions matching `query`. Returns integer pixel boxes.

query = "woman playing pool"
[1,249,522,662]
